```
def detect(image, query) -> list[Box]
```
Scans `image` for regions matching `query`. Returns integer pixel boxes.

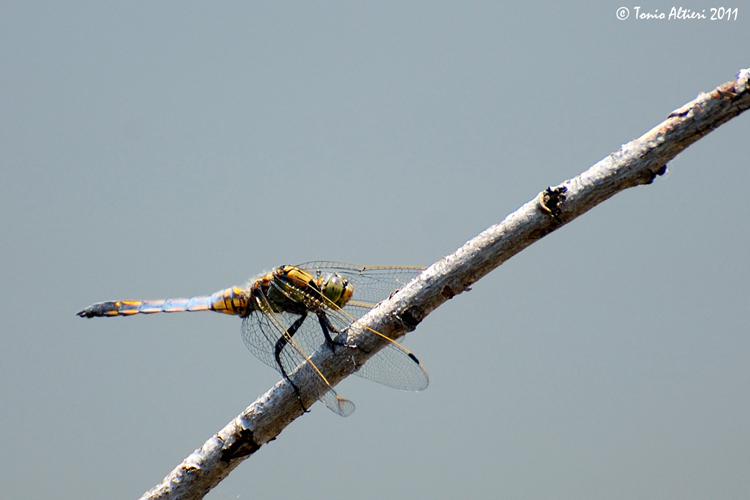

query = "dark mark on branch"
[537,186,568,223]
[220,427,260,463]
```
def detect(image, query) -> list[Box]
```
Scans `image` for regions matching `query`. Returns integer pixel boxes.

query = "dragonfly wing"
[355,342,429,391]
[241,292,355,417]
[327,302,429,391]
[241,311,302,376]
[297,262,425,306]
[246,263,428,408]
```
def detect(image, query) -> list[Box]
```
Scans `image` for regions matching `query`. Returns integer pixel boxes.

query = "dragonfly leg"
[275,313,310,414]
[317,312,353,353]
[288,380,310,415]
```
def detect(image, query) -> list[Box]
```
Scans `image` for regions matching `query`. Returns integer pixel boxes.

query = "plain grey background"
[1,2,748,499]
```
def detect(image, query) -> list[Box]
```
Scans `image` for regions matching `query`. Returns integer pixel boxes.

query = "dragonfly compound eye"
[321,274,352,307]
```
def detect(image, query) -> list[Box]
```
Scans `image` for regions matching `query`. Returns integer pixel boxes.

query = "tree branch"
[140,68,750,500]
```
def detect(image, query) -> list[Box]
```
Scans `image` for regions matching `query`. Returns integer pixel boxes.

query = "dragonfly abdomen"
[76,287,250,318]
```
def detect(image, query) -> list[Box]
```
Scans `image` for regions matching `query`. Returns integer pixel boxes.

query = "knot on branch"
[537,186,568,223]
[220,427,261,463]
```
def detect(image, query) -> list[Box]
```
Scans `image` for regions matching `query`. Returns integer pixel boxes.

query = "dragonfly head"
[319,273,354,308]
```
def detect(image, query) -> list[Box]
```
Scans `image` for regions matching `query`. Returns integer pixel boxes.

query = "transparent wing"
[241,291,354,417]
[291,263,430,391]
[241,310,303,376]
[297,261,425,307]
[320,300,429,391]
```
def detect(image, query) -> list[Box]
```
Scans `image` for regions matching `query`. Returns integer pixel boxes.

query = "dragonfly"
[77,261,429,416]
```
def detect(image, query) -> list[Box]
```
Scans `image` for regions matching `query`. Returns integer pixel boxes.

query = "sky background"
[1,2,748,499]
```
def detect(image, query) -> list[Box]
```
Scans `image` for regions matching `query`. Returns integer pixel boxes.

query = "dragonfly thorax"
[257,266,355,315]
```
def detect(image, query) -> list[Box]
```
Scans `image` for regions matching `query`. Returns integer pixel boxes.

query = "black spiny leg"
[275,312,309,413]
[317,311,352,353]
[318,311,378,355]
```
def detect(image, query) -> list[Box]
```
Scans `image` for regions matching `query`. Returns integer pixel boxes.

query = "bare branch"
[140,68,750,500]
